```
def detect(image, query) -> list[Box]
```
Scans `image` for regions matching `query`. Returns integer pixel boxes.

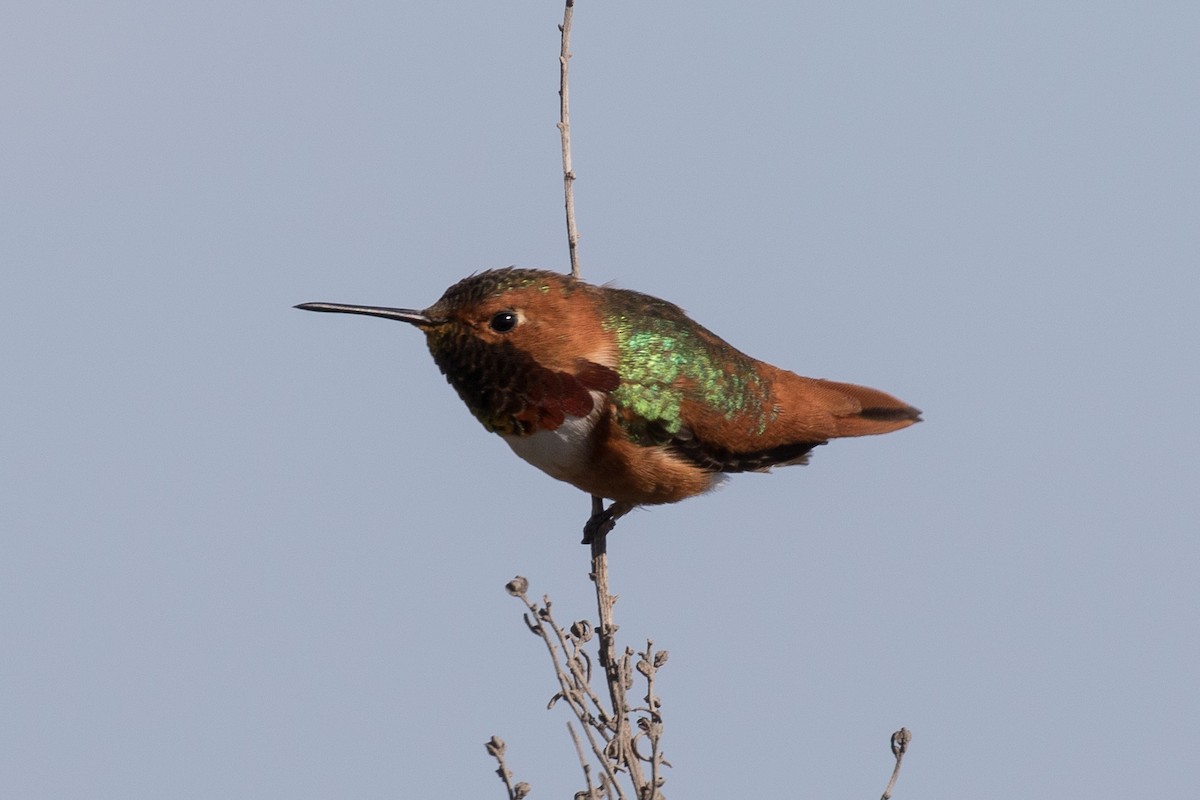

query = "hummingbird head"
[296,268,619,434]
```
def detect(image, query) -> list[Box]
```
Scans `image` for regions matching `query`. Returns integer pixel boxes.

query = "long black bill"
[294,302,435,326]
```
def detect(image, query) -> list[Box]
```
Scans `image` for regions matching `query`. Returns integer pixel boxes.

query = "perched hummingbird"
[297,268,920,541]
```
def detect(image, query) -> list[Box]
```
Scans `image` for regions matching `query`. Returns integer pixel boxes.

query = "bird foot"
[581,501,633,545]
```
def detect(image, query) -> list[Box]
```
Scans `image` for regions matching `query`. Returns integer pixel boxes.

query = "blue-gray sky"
[3,2,1197,797]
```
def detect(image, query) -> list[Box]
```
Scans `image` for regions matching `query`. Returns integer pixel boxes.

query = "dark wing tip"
[859,404,923,423]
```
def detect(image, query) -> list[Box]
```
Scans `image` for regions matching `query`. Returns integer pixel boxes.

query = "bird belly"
[502,397,602,485]
[503,395,727,506]
[584,433,725,506]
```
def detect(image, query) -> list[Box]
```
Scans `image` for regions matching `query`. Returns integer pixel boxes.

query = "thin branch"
[558,0,581,278]
[485,735,530,800]
[493,6,666,798]
[589,528,649,790]
[558,22,643,785]
[568,721,600,800]
[636,641,668,795]
[548,612,610,728]
[880,727,912,800]
[506,578,627,798]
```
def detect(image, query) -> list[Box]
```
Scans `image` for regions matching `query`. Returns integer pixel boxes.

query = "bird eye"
[489,310,518,333]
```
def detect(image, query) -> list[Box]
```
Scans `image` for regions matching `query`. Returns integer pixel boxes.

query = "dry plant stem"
[558,0,581,278]
[511,585,626,797]
[545,609,609,727]
[637,641,665,797]
[880,727,912,800]
[485,736,529,800]
[589,519,649,790]
[568,721,600,800]
[545,610,623,793]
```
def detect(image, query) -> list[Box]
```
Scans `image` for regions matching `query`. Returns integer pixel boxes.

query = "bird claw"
[581,511,615,545]
[581,502,632,545]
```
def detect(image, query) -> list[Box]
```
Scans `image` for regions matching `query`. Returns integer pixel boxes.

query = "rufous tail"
[811,378,922,438]
[765,371,921,440]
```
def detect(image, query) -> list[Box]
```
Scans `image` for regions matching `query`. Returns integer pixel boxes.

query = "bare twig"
[558,0,581,278]
[491,6,670,799]
[491,2,900,797]
[506,578,627,797]
[504,575,667,800]
[568,721,600,800]
[632,641,668,796]
[485,735,530,800]
[589,530,649,792]
[880,727,912,800]
[549,616,608,726]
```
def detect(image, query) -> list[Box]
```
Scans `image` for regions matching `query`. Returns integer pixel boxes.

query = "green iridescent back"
[599,288,775,445]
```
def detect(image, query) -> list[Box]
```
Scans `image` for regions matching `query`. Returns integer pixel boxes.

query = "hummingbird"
[297,268,920,542]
